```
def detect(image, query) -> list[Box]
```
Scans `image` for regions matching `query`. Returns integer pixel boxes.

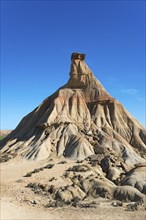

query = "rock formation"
[1,52,146,204]
[1,52,145,164]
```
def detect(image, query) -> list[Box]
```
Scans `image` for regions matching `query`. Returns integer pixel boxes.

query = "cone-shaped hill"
[0,53,146,167]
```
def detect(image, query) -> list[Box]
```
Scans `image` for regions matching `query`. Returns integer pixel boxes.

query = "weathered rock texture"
[1,53,145,164]
[1,52,146,203]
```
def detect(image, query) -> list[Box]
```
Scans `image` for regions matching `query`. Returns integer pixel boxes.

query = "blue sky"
[1,0,145,129]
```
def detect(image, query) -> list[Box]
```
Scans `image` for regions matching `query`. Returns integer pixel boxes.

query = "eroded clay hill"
[0,53,145,163]
[0,52,146,205]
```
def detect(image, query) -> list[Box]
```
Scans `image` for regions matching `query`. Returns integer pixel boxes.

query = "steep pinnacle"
[67,52,91,88]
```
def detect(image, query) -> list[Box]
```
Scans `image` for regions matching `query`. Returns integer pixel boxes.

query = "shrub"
[48,185,55,194]
[44,164,54,169]
[58,161,67,164]
[32,168,44,173]
[0,154,11,163]
[26,183,39,190]
[55,200,64,207]
[72,196,80,207]
[24,172,33,177]
[44,202,56,208]
[68,165,89,172]
[126,202,141,211]
[24,167,44,177]
[63,171,69,178]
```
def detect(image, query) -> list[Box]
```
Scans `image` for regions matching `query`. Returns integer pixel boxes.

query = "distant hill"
[0,130,12,137]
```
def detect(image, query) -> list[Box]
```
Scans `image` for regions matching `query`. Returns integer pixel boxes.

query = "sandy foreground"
[0,158,146,220]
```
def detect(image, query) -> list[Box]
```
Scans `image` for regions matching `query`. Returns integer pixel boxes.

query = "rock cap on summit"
[71,52,86,61]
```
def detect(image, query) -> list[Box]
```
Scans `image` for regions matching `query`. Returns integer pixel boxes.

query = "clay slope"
[0,53,146,167]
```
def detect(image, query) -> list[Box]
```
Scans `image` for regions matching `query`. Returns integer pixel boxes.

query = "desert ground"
[1,157,146,220]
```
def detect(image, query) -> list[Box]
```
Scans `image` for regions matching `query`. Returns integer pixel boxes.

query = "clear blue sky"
[1,0,145,130]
